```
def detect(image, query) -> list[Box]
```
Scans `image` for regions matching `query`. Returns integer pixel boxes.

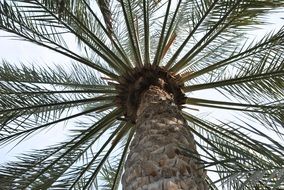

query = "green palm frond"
[0,61,116,146]
[183,27,284,82]
[0,0,284,189]
[0,108,127,189]
[182,112,284,189]
[0,0,120,77]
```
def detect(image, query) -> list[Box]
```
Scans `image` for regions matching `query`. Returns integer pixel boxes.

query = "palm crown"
[0,0,284,189]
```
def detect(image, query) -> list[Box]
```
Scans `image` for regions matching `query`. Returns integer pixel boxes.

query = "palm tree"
[0,0,284,189]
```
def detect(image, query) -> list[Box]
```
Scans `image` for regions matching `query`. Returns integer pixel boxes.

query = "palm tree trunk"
[122,84,208,190]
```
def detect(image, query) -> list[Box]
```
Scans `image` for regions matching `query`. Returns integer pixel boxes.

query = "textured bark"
[122,85,208,190]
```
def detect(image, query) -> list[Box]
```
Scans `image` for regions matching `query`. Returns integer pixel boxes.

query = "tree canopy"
[0,0,284,189]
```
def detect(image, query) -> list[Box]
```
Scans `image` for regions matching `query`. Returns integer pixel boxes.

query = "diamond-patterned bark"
[122,85,208,190]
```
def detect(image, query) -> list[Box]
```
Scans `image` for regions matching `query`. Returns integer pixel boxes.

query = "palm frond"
[185,97,283,113]
[0,61,117,146]
[0,108,125,189]
[96,0,113,35]
[182,112,284,189]
[0,0,122,77]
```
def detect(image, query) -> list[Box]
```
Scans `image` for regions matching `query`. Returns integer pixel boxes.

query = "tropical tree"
[0,0,284,189]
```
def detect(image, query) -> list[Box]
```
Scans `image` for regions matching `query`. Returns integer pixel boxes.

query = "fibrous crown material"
[115,65,186,123]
